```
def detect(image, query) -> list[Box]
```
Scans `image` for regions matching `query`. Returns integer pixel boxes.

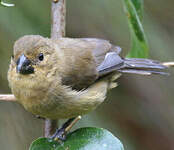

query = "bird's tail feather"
[118,58,170,75]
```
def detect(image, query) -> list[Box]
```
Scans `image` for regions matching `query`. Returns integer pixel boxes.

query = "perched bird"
[7,35,172,140]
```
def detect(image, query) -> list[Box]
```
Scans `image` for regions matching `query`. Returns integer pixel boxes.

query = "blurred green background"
[0,0,174,150]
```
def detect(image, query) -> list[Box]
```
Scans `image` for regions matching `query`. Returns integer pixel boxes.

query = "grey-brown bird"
[7,35,172,140]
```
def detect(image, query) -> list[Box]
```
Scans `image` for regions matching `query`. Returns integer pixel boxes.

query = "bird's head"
[8,35,66,113]
[8,35,64,95]
[10,35,61,77]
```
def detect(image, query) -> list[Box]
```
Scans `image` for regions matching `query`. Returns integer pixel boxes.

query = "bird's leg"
[51,116,81,141]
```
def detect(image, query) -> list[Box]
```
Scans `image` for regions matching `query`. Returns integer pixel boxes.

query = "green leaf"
[123,0,148,58]
[131,0,143,20]
[0,0,14,7]
[29,127,124,150]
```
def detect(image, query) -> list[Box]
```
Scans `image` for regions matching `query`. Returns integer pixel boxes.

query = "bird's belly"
[11,73,119,119]
[11,81,98,119]
[30,95,104,119]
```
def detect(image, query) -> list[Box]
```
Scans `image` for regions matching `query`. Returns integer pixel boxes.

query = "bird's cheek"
[32,67,45,77]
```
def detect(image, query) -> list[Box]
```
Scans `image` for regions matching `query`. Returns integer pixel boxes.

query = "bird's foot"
[50,116,81,141]
[51,127,67,141]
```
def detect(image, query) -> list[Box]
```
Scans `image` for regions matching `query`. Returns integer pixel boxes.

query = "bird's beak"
[16,54,34,75]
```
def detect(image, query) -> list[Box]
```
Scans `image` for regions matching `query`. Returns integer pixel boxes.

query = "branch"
[162,62,174,67]
[44,0,66,138]
[0,94,16,101]
[51,0,66,39]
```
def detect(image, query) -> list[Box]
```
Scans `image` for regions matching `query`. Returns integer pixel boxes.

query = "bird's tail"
[118,58,174,75]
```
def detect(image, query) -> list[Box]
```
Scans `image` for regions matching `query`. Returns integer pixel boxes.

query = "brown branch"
[0,94,16,101]
[44,0,66,138]
[51,0,66,39]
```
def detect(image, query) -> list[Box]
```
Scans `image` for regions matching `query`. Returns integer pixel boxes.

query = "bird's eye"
[38,53,44,61]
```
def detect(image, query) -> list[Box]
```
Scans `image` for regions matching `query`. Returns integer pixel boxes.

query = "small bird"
[7,35,173,140]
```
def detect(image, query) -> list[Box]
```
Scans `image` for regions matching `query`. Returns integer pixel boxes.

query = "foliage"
[0,0,14,7]
[29,127,124,150]
[123,0,149,58]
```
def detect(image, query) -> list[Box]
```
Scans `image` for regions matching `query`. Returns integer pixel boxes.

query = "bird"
[7,35,173,140]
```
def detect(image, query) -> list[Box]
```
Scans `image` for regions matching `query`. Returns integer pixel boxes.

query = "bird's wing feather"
[54,38,122,90]
[80,38,121,67]
[97,52,124,76]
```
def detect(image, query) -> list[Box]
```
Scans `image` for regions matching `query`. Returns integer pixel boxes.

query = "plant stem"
[44,0,66,138]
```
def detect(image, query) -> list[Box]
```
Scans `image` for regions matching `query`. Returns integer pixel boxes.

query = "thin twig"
[0,94,16,101]
[44,0,66,138]
[162,62,174,67]
[65,116,82,133]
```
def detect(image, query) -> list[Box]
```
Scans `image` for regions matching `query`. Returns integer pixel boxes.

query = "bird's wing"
[54,38,122,90]
[80,38,124,76]
[80,38,121,66]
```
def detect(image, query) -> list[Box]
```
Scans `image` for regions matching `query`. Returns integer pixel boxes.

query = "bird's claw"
[50,117,81,141]
[51,128,67,141]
